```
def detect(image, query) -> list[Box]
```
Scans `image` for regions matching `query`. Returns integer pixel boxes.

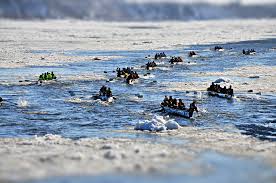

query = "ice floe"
[213,77,231,84]
[17,98,29,108]
[135,115,180,132]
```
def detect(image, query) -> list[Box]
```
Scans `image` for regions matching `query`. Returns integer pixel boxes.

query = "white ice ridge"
[213,77,231,84]
[135,115,180,131]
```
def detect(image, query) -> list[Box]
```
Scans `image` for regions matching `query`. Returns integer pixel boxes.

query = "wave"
[0,0,276,21]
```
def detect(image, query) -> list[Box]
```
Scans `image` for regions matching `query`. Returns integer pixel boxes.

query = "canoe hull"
[93,95,114,103]
[37,80,57,85]
[170,61,183,64]
[162,106,192,118]
[208,91,233,99]
[146,67,154,70]
[214,48,225,52]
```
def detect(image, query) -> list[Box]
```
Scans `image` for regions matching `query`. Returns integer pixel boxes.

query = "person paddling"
[99,86,107,96]
[229,85,234,96]
[178,99,185,110]
[162,96,169,106]
[189,100,198,117]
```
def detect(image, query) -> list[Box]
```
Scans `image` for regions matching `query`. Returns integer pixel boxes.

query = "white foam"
[158,67,171,71]
[186,62,197,65]
[67,97,83,103]
[17,98,28,108]
[135,115,180,132]
[140,74,155,79]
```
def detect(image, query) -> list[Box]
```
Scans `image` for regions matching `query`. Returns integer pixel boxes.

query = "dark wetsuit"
[178,101,185,110]
[100,86,107,96]
[229,89,234,96]
[162,97,169,106]
[106,90,112,97]
[189,102,198,117]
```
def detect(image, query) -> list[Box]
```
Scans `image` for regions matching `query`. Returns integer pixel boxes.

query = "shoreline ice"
[0,128,275,182]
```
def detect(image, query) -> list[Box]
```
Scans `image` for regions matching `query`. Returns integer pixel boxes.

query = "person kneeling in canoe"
[228,85,234,96]
[106,88,113,97]
[207,82,215,92]
[168,96,173,107]
[188,100,198,116]
[178,99,185,110]
[99,85,107,96]
[172,99,178,108]
[161,96,169,106]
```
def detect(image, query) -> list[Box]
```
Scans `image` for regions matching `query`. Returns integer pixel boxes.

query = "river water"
[0,39,275,141]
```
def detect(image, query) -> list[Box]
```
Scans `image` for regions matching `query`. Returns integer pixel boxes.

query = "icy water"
[0,39,275,141]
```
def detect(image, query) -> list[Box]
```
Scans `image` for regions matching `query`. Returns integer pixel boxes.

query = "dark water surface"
[0,39,275,141]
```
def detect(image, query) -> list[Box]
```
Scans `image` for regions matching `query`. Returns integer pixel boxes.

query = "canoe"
[161,106,193,118]
[208,91,233,99]
[170,61,183,64]
[93,95,115,103]
[243,51,256,55]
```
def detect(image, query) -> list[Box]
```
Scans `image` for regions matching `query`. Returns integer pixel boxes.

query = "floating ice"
[141,74,155,79]
[67,98,83,103]
[17,98,28,108]
[165,120,180,130]
[135,115,180,132]
[177,120,189,126]
[213,78,231,84]
[43,134,63,141]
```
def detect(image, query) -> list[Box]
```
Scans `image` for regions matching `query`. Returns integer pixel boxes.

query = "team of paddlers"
[214,46,224,51]
[169,56,183,64]
[116,67,139,84]
[126,72,140,84]
[161,96,198,112]
[161,96,186,109]
[99,86,113,97]
[188,51,197,57]
[39,72,57,81]
[207,82,234,96]
[116,67,134,78]
[242,49,256,55]
[154,52,167,59]
[146,61,157,70]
